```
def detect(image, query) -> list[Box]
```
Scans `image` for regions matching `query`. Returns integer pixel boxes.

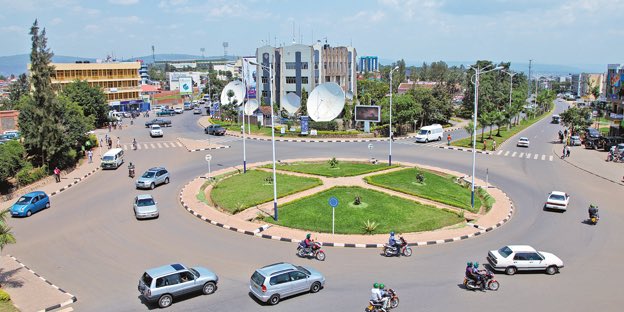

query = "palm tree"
[0,209,16,252]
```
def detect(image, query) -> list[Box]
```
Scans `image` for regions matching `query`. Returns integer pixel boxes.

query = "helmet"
[373,283,379,289]
[306,233,311,239]
[390,231,395,236]
[473,262,479,269]
[589,204,597,208]
[467,261,473,266]
[379,283,385,289]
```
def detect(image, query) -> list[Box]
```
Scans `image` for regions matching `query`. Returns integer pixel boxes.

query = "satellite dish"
[220,81,245,106]
[244,99,259,116]
[307,82,345,122]
[281,93,301,115]
[346,91,354,101]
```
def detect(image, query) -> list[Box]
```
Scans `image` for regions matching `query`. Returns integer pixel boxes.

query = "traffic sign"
[205,154,212,162]
[329,196,338,207]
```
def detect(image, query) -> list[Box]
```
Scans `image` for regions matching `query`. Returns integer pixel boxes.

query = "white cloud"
[84,24,100,32]
[0,25,23,33]
[50,18,63,25]
[109,0,139,5]
[158,0,187,9]
[344,11,386,23]
[108,15,142,24]
[72,6,100,16]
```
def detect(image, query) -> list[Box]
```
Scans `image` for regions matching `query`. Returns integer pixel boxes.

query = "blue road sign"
[329,196,339,207]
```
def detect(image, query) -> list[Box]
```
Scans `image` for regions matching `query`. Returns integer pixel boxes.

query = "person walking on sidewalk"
[483,139,487,151]
[447,134,452,146]
[492,140,497,151]
[566,145,571,158]
[53,167,61,183]
[116,137,121,148]
[87,150,93,163]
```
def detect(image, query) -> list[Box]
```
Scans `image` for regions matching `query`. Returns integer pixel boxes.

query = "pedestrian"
[108,138,112,149]
[99,138,103,148]
[447,134,451,146]
[53,167,61,183]
[566,137,570,146]
[116,137,121,148]
[492,140,497,151]
[482,139,487,151]
[564,128,568,137]
[562,145,566,159]
[108,122,112,132]
[87,150,93,163]
[566,145,571,158]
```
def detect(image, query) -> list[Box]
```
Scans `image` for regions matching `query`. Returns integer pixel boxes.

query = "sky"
[0,0,620,66]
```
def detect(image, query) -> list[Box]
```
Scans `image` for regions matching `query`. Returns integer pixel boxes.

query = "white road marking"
[526,153,531,158]
[549,155,553,161]
[123,145,128,150]
[497,150,503,155]
[519,153,524,158]
[176,142,183,147]
[150,143,156,148]
[157,143,163,148]
[504,151,510,156]
[511,152,517,157]
[163,142,170,148]
[534,154,539,160]
[541,155,546,160]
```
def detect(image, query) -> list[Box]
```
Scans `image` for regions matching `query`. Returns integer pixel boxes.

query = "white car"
[487,245,564,275]
[545,191,570,211]
[150,125,163,137]
[133,194,159,219]
[174,107,184,114]
[517,137,530,147]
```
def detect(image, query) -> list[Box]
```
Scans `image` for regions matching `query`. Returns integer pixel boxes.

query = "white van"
[101,148,124,169]
[415,124,444,143]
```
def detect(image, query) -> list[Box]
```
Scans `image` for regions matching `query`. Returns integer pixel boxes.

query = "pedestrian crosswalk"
[495,149,554,161]
[120,141,184,150]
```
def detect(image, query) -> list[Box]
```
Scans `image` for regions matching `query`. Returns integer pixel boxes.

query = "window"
[289,271,307,281]
[262,90,269,98]
[286,77,296,84]
[180,271,194,283]
[301,77,308,84]
[285,62,296,70]
[513,253,529,261]
[261,77,269,84]
[269,273,291,285]
[301,62,308,69]
[527,253,544,261]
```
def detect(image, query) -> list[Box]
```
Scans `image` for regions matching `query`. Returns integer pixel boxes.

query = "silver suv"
[135,167,170,190]
[249,262,325,305]
[138,263,218,308]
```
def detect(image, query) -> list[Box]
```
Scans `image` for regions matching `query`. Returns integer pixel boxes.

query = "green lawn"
[452,103,555,150]
[265,186,464,234]
[0,300,19,312]
[263,161,398,177]
[210,170,322,214]
[365,167,483,212]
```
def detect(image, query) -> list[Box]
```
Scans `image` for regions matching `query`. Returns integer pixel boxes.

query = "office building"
[359,56,379,73]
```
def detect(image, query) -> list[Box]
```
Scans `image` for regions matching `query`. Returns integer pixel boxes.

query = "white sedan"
[149,125,163,137]
[174,107,184,114]
[517,137,530,147]
[545,191,570,211]
[487,245,564,275]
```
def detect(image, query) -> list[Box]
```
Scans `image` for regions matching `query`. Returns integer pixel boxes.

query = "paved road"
[5,100,623,311]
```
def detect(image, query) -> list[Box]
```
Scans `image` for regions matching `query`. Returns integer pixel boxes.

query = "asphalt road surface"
[6,100,623,311]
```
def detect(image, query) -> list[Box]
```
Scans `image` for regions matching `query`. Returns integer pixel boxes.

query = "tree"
[0,140,26,184]
[299,88,308,116]
[379,93,422,134]
[61,80,108,127]
[560,106,592,134]
[7,73,29,107]
[0,210,16,252]
[464,120,475,142]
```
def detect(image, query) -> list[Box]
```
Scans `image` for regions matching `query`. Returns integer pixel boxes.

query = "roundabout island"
[180,158,514,247]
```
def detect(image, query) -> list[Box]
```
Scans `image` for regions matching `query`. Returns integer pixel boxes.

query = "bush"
[0,140,26,182]
[328,157,339,168]
[16,163,48,187]
[309,120,338,131]
[0,289,10,301]
[362,220,378,234]
[86,133,98,148]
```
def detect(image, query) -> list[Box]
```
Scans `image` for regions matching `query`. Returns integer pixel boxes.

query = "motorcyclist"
[472,262,484,288]
[303,233,314,253]
[370,283,383,309]
[465,261,474,278]
[388,231,397,253]
[132,138,137,150]
[379,283,390,310]
[588,204,599,219]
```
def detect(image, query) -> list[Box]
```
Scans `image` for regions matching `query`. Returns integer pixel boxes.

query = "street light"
[389,66,399,166]
[249,60,278,221]
[469,64,503,211]
[225,63,247,173]
[503,70,517,129]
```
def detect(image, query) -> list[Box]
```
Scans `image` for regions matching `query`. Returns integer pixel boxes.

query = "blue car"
[10,191,50,217]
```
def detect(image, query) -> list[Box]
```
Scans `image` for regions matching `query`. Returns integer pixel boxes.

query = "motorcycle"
[463,270,499,291]
[383,236,412,257]
[297,241,326,261]
[364,288,399,312]
[128,167,135,178]
[588,213,599,225]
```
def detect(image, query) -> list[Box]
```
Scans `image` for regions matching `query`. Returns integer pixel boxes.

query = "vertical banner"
[179,77,193,95]
[300,116,309,135]
[212,102,220,117]
[242,57,257,99]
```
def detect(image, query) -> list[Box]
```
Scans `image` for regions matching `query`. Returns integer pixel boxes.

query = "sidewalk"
[554,144,624,186]
[180,158,514,247]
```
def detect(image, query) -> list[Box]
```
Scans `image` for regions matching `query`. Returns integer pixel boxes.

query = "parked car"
[10,191,50,217]
[138,263,218,308]
[136,167,170,190]
[584,136,602,149]
[156,109,176,116]
[544,191,570,211]
[133,194,159,219]
[487,245,564,275]
[193,107,202,114]
[145,119,171,128]
[249,262,324,305]
[0,134,11,143]
[150,125,164,138]
[3,130,20,139]
[174,107,184,114]
[570,135,582,146]
[184,102,192,110]
[599,136,624,151]
[205,125,226,136]
[517,137,530,148]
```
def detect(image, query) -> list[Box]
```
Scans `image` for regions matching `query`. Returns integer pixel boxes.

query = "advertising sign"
[300,116,309,135]
[242,57,257,99]
[179,77,193,95]
[211,102,220,117]
[355,105,381,122]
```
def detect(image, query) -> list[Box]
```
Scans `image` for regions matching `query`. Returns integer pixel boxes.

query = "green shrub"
[362,220,379,234]
[309,120,338,131]
[0,289,10,301]
[16,163,48,186]
[0,140,26,182]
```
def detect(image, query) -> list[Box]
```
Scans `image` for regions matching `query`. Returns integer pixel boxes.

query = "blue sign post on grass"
[329,197,338,234]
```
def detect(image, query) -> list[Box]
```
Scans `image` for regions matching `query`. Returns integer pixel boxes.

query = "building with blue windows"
[359,56,379,73]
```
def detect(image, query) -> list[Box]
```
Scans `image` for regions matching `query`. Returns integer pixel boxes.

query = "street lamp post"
[469,64,502,211]
[503,70,517,129]
[250,60,279,221]
[389,66,399,166]
[225,62,247,173]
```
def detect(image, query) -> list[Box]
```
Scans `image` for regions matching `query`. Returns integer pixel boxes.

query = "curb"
[437,145,493,155]
[7,255,77,312]
[224,132,399,143]
[49,167,100,197]
[178,166,515,248]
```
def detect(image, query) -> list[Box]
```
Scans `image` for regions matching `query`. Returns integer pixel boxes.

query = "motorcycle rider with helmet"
[472,262,485,288]
[303,233,314,253]
[370,283,384,310]
[128,162,135,178]
[388,232,398,252]
[379,283,390,310]
[588,204,599,220]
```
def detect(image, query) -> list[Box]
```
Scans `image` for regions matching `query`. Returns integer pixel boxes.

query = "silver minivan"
[138,263,218,308]
[249,262,325,305]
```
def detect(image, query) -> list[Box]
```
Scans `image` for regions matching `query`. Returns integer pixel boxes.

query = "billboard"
[355,105,381,122]
[179,77,193,95]
[242,57,257,99]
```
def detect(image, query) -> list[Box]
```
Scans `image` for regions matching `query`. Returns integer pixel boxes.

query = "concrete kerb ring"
[178,159,515,248]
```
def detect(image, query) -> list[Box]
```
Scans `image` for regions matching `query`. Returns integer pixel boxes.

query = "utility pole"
[528,59,532,98]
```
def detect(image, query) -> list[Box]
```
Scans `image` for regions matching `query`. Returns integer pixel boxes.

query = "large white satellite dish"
[307,82,345,122]
[281,93,301,115]
[244,99,259,116]
[220,80,245,106]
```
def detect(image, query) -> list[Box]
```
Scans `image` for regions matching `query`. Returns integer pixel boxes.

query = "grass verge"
[452,103,555,150]
[210,170,322,213]
[0,300,19,312]
[365,167,483,212]
[477,187,496,212]
[263,161,398,177]
[265,186,464,234]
